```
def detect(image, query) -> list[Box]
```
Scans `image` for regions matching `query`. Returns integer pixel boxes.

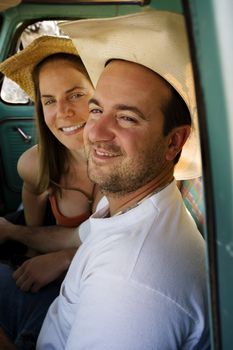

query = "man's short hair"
[162,83,191,164]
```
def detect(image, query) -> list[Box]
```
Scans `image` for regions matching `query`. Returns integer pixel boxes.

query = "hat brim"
[0,35,79,100]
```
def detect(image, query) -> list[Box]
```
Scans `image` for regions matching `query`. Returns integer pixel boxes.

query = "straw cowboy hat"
[60,10,202,180]
[0,35,79,100]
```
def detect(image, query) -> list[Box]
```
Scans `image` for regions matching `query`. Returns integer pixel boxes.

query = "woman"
[0,35,100,348]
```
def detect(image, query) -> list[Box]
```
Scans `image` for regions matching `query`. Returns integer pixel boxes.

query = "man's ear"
[165,125,191,161]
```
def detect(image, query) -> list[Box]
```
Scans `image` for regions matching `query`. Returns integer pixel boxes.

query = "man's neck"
[107,172,174,217]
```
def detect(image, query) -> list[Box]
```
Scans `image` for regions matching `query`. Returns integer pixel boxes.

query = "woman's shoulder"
[17,144,39,183]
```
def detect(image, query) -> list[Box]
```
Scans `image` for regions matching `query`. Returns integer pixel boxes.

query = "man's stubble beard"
[86,137,167,197]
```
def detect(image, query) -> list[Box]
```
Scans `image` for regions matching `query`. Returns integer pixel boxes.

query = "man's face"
[84,60,173,195]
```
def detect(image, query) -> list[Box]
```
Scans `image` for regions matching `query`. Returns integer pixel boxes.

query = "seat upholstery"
[179,177,205,235]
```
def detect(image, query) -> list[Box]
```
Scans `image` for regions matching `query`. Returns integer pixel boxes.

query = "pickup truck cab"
[0,0,233,348]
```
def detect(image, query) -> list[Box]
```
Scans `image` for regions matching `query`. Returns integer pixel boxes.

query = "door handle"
[15,127,32,143]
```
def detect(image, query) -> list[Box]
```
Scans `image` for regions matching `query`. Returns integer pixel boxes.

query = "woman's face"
[39,58,94,151]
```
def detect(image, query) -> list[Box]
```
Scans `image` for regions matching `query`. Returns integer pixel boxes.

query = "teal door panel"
[0,117,36,213]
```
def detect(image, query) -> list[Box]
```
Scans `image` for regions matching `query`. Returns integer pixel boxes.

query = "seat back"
[179,177,204,235]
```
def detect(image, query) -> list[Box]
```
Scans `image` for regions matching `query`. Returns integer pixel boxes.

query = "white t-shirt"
[37,181,210,349]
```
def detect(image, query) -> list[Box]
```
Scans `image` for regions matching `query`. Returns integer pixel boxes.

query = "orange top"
[49,195,90,228]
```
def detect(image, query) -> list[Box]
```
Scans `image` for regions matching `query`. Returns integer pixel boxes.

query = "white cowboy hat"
[60,10,202,180]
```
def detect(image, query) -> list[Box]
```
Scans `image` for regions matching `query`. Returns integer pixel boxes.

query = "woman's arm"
[0,217,81,252]
[21,183,49,226]
[13,248,77,292]
[17,144,49,226]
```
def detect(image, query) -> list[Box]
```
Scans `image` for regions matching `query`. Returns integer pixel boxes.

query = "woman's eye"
[42,98,55,106]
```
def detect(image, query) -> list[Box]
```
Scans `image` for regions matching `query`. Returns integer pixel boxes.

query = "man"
[36,10,209,349]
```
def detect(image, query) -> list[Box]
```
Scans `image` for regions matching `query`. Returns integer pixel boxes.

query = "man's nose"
[86,114,115,143]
